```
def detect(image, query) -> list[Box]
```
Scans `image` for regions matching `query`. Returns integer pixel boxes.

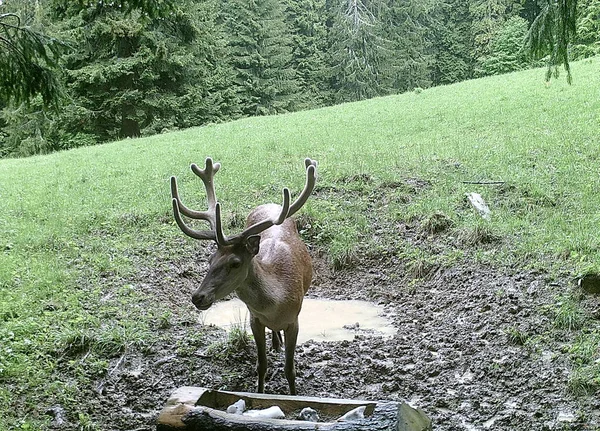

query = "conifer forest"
[0,0,598,157]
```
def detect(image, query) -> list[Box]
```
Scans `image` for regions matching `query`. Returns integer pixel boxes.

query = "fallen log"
[157,387,432,431]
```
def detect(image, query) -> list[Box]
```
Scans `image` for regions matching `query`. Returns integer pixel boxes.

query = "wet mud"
[51,252,599,430]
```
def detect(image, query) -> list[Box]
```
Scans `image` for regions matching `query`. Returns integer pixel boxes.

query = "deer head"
[170,158,317,310]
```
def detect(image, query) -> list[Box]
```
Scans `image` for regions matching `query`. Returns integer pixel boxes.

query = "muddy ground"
[48,246,599,431]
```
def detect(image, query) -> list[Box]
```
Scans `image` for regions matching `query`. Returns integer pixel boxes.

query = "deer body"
[171,160,316,395]
[237,206,312,331]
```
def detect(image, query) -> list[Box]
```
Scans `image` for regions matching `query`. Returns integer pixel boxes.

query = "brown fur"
[191,203,312,394]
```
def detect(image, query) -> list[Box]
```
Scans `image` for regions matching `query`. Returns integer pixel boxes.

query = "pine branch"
[0,14,66,108]
[526,0,578,83]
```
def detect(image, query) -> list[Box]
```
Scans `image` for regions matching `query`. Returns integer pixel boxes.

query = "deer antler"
[219,158,317,245]
[171,158,317,246]
[171,158,223,241]
[288,158,317,218]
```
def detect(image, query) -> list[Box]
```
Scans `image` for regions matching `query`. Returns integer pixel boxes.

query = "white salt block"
[226,399,246,415]
[337,405,366,421]
[243,405,285,419]
[298,407,320,422]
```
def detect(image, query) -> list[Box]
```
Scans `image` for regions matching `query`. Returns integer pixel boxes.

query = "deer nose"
[192,292,213,311]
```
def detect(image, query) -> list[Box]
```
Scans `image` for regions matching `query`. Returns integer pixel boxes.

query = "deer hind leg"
[283,320,299,395]
[271,330,283,352]
[250,316,267,393]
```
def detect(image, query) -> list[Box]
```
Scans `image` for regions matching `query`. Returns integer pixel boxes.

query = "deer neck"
[236,259,278,314]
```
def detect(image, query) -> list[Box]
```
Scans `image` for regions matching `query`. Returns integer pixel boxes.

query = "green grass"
[1,57,600,428]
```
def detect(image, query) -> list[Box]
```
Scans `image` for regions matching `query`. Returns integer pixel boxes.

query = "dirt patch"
[47,251,599,430]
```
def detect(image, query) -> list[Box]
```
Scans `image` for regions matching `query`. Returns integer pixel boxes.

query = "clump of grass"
[227,322,251,353]
[421,212,453,235]
[553,295,586,331]
[407,258,438,280]
[205,321,252,360]
[568,364,600,396]
[331,245,360,271]
[58,330,97,357]
[457,224,501,246]
[57,325,147,358]
[506,327,530,346]
[78,412,98,431]
[158,311,172,329]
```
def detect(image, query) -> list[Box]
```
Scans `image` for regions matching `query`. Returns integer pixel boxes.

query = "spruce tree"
[381,0,433,92]
[429,0,474,85]
[283,0,330,108]
[327,0,392,102]
[220,0,298,116]
[0,1,64,108]
[53,0,232,141]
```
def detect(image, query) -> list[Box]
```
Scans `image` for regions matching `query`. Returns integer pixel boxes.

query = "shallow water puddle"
[198,298,396,343]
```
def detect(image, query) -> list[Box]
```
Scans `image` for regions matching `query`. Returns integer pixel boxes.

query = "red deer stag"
[170,158,317,395]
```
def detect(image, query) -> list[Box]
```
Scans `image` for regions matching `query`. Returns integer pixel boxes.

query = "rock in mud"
[226,399,245,415]
[46,406,67,427]
[298,407,320,422]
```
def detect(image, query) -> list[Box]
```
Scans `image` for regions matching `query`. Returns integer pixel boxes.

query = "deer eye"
[230,258,242,269]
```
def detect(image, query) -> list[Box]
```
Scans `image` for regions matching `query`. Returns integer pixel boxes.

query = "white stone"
[226,399,246,415]
[337,406,366,422]
[243,406,285,419]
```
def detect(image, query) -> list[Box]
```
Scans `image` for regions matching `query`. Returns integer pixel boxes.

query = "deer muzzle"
[191,290,214,311]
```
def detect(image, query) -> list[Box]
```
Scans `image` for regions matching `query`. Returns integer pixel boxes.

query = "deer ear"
[245,235,261,256]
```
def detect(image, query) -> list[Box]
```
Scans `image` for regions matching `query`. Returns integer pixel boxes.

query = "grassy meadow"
[1,57,600,428]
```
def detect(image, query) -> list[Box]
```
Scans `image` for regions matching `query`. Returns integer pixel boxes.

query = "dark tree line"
[0,0,597,157]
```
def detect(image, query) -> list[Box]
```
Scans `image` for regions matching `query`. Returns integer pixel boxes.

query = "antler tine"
[170,157,223,242]
[190,158,221,213]
[170,176,212,221]
[171,198,217,241]
[221,188,291,245]
[287,158,317,218]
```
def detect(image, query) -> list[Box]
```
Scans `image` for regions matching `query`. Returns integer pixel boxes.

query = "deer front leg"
[250,316,267,393]
[283,320,299,395]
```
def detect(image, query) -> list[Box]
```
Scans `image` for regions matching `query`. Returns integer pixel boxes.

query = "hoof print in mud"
[157,386,432,431]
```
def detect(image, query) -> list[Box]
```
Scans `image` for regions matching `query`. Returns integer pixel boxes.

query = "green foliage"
[0,96,97,157]
[284,0,330,107]
[476,16,532,76]
[382,0,434,92]
[56,2,229,141]
[429,0,475,85]
[50,0,176,20]
[552,295,586,330]
[470,0,521,60]
[0,9,64,108]
[571,0,600,59]
[526,0,578,82]
[328,0,392,102]
[1,0,599,156]
[221,0,299,116]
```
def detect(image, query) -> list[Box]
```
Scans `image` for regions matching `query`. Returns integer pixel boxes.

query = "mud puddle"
[198,298,396,342]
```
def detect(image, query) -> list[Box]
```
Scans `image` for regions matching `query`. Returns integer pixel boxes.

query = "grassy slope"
[1,57,600,428]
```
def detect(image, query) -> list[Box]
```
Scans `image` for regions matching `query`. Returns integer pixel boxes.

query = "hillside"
[1,58,599,430]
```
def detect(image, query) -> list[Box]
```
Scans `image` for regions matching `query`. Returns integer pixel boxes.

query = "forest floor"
[45,244,600,431]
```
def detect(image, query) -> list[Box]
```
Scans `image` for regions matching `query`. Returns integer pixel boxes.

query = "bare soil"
[48,248,599,431]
